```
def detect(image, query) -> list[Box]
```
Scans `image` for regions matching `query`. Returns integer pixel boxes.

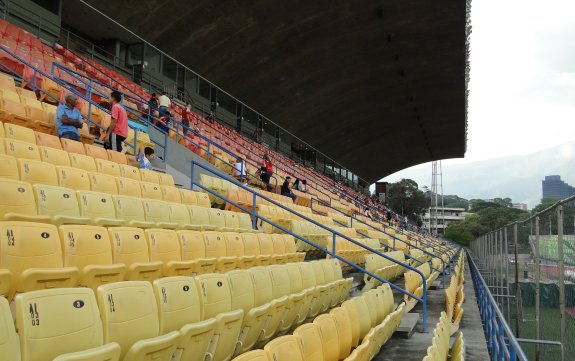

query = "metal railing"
[470,194,575,361]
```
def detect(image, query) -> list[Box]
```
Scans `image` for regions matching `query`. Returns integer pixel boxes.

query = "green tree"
[445,201,529,246]
[387,179,428,223]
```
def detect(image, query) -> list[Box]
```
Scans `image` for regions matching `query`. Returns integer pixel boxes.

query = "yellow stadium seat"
[39,145,71,166]
[116,177,142,197]
[35,131,62,149]
[158,172,175,187]
[0,269,11,296]
[84,144,109,160]
[0,179,53,223]
[89,172,118,195]
[231,350,271,361]
[96,281,181,361]
[237,213,253,232]
[195,274,244,361]
[107,150,127,165]
[119,164,141,181]
[95,158,121,177]
[113,195,155,228]
[18,158,58,185]
[313,314,340,361]
[141,181,163,200]
[0,296,19,360]
[52,343,122,361]
[285,263,314,326]
[330,307,353,358]
[5,138,40,160]
[269,264,305,333]
[293,323,324,361]
[0,153,19,179]
[152,276,217,361]
[4,122,36,143]
[77,190,125,227]
[188,205,217,231]
[57,166,90,190]
[343,297,371,341]
[59,224,126,291]
[177,230,217,274]
[227,269,271,354]
[69,153,97,172]
[142,199,178,229]
[33,184,90,225]
[208,208,227,231]
[107,227,162,281]
[263,335,305,361]
[221,210,240,232]
[140,168,159,184]
[0,99,34,129]
[144,228,194,275]
[0,222,78,296]
[250,266,288,343]
[203,231,237,272]
[167,202,195,229]
[161,185,181,203]
[15,288,118,361]
[61,138,86,155]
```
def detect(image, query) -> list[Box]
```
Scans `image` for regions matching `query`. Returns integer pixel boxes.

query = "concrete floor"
[373,264,490,361]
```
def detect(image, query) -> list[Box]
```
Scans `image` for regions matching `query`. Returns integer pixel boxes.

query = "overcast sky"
[381,0,575,183]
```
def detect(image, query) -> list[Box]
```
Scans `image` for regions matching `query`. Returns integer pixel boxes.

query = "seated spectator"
[232,156,247,184]
[182,103,192,129]
[293,179,301,190]
[281,176,297,203]
[138,146,155,170]
[56,93,83,141]
[300,179,307,192]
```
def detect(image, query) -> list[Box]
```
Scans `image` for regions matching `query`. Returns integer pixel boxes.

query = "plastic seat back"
[0,296,19,360]
[195,273,232,319]
[95,158,120,177]
[152,276,202,333]
[15,288,103,361]
[0,179,38,219]
[161,185,181,203]
[69,153,97,172]
[4,122,36,143]
[119,164,141,181]
[89,172,118,195]
[84,144,109,161]
[249,266,273,306]
[141,181,163,200]
[39,146,71,167]
[6,138,40,160]
[0,154,19,179]
[116,177,142,197]
[19,158,58,185]
[55,166,90,190]
[293,323,323,361]
[263,335,305,361]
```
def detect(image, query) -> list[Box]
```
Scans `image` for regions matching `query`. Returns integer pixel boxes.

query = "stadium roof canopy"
[67,0,470,184]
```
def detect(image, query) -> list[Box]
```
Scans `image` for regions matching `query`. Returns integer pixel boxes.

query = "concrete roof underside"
[78,0,469,184]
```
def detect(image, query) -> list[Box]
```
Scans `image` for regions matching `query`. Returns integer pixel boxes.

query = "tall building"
[542,175,575,200]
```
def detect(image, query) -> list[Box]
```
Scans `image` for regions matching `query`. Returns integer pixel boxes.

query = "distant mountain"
[382,141,575,208]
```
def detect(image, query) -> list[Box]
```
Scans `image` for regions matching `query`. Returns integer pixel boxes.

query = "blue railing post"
[252,192,258,230]
[332,233,336,255]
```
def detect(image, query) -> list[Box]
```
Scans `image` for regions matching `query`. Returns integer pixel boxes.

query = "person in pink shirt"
[103,90,129,152]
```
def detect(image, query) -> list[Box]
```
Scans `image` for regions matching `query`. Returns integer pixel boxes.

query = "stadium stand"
[0,14,476,361]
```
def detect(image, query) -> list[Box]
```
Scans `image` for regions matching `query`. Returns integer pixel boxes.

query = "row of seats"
[445,253,465,335]
[233,283,405,361]
[422,312,465,361]
[0,220,303,297]
[0,179,242,232]
[1,259,349,361]
[363,250,407,291]
[403,261,441,313]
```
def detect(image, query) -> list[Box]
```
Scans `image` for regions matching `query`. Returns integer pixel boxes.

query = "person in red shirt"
[103,90,129,152]
[260,153,273,191]
[181,103,192,129]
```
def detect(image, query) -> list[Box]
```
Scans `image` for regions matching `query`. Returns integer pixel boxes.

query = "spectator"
[103,91,128,152]
[281,176,297,203]
[293,179,301,190]
[300,179,307,192]
[148,93,158,114]
[233,156,247,184]
[260,153,273,191]
[56,93,83,141]
[138,146,155,170]
[181,103,192,129]
[158,91,171,118]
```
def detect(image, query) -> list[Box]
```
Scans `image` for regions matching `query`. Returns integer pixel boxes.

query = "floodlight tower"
[430,161,446,234]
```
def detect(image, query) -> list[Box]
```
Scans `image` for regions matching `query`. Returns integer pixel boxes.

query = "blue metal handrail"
[468,251,528,361]
[190,160,430,332]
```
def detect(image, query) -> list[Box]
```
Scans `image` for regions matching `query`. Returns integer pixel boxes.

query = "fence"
[470,195,575,361]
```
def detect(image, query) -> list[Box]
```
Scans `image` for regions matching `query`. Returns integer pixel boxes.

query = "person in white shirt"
[158,91,171,118]
[233,156,247,183]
